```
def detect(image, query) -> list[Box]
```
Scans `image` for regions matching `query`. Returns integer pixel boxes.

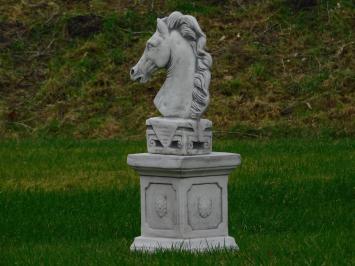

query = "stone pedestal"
[146,117,212,155]
[127,152,240,252]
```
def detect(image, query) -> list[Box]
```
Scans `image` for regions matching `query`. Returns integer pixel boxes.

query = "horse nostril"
[130,68,135,76]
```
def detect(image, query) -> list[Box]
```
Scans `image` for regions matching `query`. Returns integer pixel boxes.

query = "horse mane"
[162,11,212,118]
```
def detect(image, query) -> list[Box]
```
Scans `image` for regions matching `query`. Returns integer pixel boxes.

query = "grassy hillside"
[0,0,354,139]
[0,138,354,264]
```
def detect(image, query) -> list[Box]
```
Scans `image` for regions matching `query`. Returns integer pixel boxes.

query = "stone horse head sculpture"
[130,11,212,119]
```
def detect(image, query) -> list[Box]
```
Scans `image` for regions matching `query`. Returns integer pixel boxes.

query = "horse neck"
[154,32,196,118]
[164,32,195,99]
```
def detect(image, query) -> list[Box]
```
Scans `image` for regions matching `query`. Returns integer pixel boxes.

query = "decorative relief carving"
[187,183,223,230]
[148,136,156,147]
[203,141,210,149]
[145,183,177,230]
[146,117,212,155]
[198,196,212,218]
[155,194,168,218]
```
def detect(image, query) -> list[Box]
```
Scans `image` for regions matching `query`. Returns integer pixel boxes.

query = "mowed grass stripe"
[0,139,353,191]
[0,139,143,191]
[0,179,351,240]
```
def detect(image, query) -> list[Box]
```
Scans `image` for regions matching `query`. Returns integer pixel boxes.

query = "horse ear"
[157,18,168,37]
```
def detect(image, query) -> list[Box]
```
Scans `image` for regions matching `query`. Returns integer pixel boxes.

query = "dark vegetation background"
[0,0,354,139]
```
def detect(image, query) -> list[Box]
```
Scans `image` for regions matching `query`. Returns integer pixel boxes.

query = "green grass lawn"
[0,138,353,265]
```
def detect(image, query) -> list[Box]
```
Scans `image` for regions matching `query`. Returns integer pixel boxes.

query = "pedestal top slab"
[127,152,241,177]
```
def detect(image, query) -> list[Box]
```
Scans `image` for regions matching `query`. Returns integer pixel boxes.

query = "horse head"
[130,19,170,83]
[130,12,212,119]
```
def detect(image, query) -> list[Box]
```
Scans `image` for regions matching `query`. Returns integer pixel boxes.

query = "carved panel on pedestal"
[187,183,222,230]
[145,183,177,230]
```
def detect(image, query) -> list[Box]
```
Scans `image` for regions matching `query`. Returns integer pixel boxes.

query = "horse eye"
[146,43,154,50]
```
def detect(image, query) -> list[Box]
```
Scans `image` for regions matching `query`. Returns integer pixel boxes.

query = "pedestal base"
[127,152,241,253]
[130,236,238,252]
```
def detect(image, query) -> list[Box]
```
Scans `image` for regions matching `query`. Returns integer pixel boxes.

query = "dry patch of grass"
[0,1,354,138]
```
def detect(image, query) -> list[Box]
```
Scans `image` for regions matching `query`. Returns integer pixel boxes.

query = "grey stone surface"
[127,152,240,177]
[131,236,238,252]
[146,117,212,155]
[130,11,212,119]
[127,11,241,252]
[127,152,240,252]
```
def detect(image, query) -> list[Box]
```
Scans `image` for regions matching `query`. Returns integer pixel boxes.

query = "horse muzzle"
[130,66,148,83]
